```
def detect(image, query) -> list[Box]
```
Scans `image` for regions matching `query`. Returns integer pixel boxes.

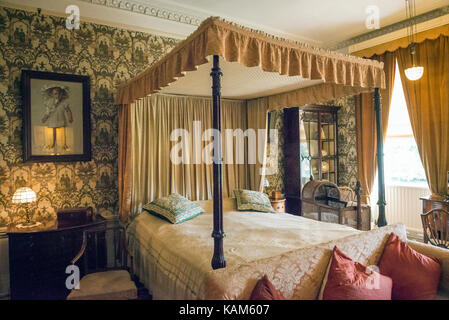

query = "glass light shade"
[405,66,424,81]
[12,187,36,204]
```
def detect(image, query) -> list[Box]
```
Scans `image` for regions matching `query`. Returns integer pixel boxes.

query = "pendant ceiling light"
[404,0,424,81]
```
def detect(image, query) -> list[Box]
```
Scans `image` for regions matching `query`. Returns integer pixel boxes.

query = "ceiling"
[5,0,449,48]
[156,0,449,47]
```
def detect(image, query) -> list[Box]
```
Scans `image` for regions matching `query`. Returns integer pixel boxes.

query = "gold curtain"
[247,97,269,192]
[396,35,449,198]
[128,94,251,217]
[118,104,132,224]
[356,52,396,204]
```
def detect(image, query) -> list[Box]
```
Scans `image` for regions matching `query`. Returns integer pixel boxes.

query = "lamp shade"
[405,66,424,81]
[12,187,36,204]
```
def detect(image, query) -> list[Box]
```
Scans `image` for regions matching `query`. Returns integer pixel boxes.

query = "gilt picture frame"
[21,70,91,162]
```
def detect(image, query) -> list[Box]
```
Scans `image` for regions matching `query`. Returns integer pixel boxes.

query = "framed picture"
[21,70,91,162]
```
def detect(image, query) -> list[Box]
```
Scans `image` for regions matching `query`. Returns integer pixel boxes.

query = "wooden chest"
[7,215,106,300]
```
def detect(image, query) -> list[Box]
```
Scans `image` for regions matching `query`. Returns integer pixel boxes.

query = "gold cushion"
[67,270,137,300]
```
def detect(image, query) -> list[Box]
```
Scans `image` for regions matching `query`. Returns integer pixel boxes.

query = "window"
[384,62,427,186]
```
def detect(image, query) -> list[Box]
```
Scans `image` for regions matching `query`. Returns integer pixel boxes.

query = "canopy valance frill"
[116,17,386,109]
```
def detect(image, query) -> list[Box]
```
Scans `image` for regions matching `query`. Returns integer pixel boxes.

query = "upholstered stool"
[67,270,137,300]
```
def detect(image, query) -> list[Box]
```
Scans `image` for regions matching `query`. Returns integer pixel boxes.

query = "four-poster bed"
[116,16,388,298]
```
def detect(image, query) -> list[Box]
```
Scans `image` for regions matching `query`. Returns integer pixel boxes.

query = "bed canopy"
[116,16,387,270]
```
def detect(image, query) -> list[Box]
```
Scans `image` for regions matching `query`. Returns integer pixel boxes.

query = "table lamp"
[12,187,41,228]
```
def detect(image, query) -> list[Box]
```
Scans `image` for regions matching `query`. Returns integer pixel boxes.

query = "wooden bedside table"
[7,214,106,300]
[270,198,286,213]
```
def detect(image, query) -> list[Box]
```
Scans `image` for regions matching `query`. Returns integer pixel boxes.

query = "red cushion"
[322,246,393,300]
[378,233,441,300]
[250,275,285,300]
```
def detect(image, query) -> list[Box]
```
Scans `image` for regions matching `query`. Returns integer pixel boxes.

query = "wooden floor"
[407,229,424,243]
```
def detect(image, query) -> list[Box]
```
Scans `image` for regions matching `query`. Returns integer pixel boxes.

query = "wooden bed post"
[211,55,226,270]
[374,88,387,227]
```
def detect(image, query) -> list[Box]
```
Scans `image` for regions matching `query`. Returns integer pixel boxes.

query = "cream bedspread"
[126,198,360,300]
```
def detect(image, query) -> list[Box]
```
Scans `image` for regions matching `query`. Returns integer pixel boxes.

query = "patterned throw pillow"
[233,189,275,213]
[142,193,204,224]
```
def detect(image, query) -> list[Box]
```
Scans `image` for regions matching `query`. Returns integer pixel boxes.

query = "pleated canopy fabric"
[115,16,386,109]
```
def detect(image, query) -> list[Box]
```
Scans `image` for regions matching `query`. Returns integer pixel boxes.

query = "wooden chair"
[421,209,449,249]
[338,186,356,203]
[301,180,371,230]
[67,225,138,300]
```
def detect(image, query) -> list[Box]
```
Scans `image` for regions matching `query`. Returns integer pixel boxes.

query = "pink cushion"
[378,233,441,300]
[250,275,285,300]
[322,246,393,300]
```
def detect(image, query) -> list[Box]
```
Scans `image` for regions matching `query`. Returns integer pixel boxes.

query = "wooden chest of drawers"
[7,215,106,300]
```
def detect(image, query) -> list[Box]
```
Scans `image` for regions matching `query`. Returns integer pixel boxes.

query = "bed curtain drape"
[355,52,396,204]
[118,104,132,224]
[396,35,449,199]
[247,98,269,192]
[120,94,269,219]
[267,82,375,111]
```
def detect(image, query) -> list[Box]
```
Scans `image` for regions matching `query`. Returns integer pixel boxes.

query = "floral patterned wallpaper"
[334,96,358,190]
[264,96,359,195]
[0,6,177,227]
